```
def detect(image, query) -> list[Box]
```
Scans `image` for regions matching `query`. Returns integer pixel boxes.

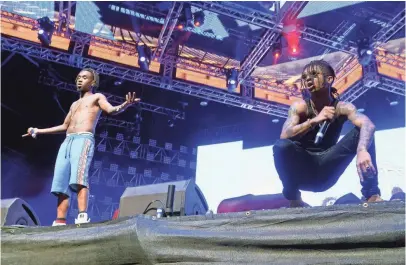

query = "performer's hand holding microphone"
[22,127,38,139]
[313,106,335,145]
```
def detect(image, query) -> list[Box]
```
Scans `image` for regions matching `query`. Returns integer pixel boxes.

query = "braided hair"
[75,68,100,91]
[300,60,339,100]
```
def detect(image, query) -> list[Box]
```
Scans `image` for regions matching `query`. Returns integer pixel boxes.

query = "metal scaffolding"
[372,9,406,47]
[2,8,403,91]
[339,57,405,103]
[97,117,139,130]
[153,2,183,61]
[238,1,308,83]
[379,76,406,96]
[189,1,358,55]
[38,76,185,119]
[189,1,279,29]
[1,3,404,119]
[340,81,370,103]
[1,36,290,118]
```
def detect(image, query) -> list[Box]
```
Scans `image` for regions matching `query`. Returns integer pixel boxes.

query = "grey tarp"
[1,202,405,265]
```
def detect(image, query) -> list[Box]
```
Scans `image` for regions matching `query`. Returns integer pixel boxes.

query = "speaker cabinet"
[1,198,41,226]
[119,179,208,218]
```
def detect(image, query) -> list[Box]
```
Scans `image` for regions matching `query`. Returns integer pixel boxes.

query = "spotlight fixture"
[357,108,365,113]
[177,23,185,30]
[272,39,282,59]
[168,119,175,128]
[136,43,151,71]
[193,11,205,27]
[114,79,123,86]
[37,16,55,46]
[226,68,238,92]
[357,37,373,66]
[389,100,399,106]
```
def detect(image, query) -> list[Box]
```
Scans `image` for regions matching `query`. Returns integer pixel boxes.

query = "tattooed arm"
[97,92,139,115]
[280,101,318,139]
[337,102,376,152]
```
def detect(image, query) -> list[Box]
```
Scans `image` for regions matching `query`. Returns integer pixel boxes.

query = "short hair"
[76,68,99,89]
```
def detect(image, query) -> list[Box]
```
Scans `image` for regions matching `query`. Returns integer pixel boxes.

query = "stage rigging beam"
[1,36,289,118]
[378,76,406,96]
[238,1,308,83]
[189,1,358,55]
[372,8,406,47]
[98,117,139,130]
[189,1,279,29]
[153,2,183,61]
[38,76,185,119]
[340,81,370,103]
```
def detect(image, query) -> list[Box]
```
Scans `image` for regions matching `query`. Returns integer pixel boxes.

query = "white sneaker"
[75,212,90,224]
[52,221,67,226]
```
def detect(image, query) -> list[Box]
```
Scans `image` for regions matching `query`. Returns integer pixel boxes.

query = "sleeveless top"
[297,98,347,152]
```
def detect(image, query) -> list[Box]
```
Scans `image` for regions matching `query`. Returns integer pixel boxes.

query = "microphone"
[30,129,37,139]
[314,121,330,145]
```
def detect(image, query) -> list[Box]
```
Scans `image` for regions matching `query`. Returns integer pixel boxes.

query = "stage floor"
[1,202,405,265]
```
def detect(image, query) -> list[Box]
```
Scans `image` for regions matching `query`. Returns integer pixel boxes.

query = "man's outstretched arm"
[97,92,140,115]
[23,108,72,137]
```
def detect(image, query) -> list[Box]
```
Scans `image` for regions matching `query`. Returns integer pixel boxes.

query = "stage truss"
[38,76,185,120]
[1,2,405,119]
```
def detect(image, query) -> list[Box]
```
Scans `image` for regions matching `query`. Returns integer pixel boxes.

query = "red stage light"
[292,47,297,54]
[194,21,200,27]
[177,24,184,30]
[275,52,280,58]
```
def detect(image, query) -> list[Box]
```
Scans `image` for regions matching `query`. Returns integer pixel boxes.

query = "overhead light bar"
[357,37,373,66]
[37,16,55,46]
[136,43,152,71]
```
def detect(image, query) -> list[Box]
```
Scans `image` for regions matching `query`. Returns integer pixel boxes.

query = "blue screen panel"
[0,1,55,20]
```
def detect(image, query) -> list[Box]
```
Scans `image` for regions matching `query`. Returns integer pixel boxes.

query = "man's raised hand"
[125,92,140,105]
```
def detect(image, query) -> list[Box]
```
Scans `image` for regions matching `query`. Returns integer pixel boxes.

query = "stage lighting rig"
[177,7,205,29]
[37,16,55,46]
[177,22,185,30]
[183,3,194,28]
[193,11,205,27]
[226,68,238,92]
[272,39,282,59]
[136,43,152,71]
[168,119,175,128]
[356,37,373,66]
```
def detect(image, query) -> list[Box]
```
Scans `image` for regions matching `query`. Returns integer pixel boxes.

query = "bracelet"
[115,103,125,112]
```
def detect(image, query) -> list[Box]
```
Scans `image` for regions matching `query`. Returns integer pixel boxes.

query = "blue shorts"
[51,133,95,197]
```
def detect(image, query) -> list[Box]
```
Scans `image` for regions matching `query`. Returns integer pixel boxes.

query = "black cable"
[143,207,157,215]
[142,200,166,215]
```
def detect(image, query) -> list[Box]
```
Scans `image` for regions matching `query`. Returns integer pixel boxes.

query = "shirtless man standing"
[23,68,140,226]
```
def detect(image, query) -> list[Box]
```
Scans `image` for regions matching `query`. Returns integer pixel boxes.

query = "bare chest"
[71,98,100,120]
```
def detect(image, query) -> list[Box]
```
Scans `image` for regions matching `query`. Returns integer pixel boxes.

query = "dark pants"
[273,127,380,200]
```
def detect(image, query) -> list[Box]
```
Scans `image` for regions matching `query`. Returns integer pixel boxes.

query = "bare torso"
[66,94,101,134]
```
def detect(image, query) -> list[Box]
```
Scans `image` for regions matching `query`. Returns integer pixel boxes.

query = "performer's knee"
[273,139,295,154]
